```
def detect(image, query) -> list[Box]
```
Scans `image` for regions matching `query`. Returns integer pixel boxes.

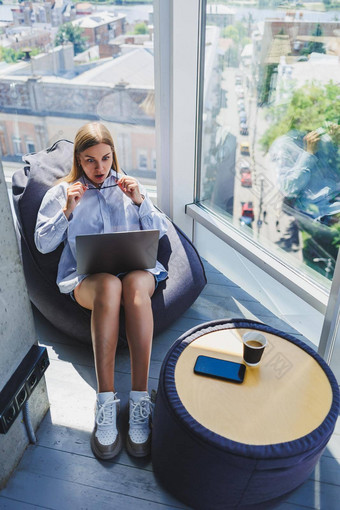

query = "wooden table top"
[174,328,333,445]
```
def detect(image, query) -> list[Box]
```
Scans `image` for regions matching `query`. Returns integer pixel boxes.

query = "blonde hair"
[62,122,121,183]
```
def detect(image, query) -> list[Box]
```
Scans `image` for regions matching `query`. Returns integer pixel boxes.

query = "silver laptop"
[76,230,160,275]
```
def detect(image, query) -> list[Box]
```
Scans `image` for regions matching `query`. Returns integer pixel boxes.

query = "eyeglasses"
[82,174,120,191]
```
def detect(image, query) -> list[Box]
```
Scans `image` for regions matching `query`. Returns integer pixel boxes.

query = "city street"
[218,65,303,262]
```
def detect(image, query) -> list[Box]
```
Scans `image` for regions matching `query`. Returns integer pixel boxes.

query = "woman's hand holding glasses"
[63,181,87,219]
[117,176,144,206]
[64,175,145,220]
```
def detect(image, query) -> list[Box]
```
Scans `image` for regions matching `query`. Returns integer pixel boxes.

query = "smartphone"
[194,355,245,384]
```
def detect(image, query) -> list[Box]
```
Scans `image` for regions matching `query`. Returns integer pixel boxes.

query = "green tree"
[0,46,45,63]
[301,24,325,56]
[134,22,148,35]
[222,25,239,43]
[55,23,87,55]
[226,46,239,67]
[258,64,277,106]
[260,81,340,151]
[222,22,249,67]
[0,46,24,63]
[235,21,248,41]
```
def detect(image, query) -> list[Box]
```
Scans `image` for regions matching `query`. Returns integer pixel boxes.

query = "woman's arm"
[138,194,168,238]
[117,175,168,237]
[34,185,70,254]
[280,151,316,198]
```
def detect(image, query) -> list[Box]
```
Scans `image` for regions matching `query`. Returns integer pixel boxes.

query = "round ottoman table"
[152,319,340,510]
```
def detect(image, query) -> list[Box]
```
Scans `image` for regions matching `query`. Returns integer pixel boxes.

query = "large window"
[0,1,156,187]
[198,1,340,289]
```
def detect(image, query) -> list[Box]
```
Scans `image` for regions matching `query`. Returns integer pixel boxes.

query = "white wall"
[155,0,199,237]
[0,164,49,488]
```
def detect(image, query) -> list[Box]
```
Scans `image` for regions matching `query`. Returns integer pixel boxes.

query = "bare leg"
[121,271,155,391]
[74,273,122,393]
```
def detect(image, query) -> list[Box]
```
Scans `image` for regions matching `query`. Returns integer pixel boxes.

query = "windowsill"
[186,202,329,315]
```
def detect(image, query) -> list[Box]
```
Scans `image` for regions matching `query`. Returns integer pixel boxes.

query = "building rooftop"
[75,2,93,15]
[0,45,154,90]
[72,47,154,89]
[266,35,292,64]
[291,53,340,87]
[73,10,125,29]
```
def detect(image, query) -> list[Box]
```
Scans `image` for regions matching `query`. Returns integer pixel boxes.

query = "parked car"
[240,122,248,135]
[239,111,247,123]
[240,142,250,155]
[239,216,253,227]
[239,201,254,226]
[237,101,245,112]
[241,171,252,187]
[236,87,245,99]
[239,159,250,173]
[235,75,242,86]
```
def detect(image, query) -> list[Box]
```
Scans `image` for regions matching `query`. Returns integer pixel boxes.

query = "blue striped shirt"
[34,170,168,294]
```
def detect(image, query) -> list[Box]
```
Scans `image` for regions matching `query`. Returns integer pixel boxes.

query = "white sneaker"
[126,391,154,457]
[91,391,122,460]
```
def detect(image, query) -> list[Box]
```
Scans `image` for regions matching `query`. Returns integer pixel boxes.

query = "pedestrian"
[34,122,168,460]
[270,126,340,222]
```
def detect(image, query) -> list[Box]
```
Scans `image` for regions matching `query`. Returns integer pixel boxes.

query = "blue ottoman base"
[152,319,340,509]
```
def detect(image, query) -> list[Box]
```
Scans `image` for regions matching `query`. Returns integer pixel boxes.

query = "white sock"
[130,390,149,402]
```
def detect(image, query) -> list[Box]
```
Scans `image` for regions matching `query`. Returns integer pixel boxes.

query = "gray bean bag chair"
[12,140,207,345]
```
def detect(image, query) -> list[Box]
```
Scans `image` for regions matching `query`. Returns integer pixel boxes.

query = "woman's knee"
[93,273,122,305]
[122,271,154,300]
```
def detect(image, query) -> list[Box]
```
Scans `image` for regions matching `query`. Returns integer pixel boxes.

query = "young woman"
[35,122,168,459]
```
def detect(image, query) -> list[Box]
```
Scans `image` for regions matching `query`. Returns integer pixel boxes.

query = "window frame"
[12,137,22,156]
[26,140,36,154]
[137,149,148,170]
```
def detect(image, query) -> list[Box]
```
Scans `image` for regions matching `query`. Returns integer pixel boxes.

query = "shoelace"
[130,396,153,425]
[96,394,120,426]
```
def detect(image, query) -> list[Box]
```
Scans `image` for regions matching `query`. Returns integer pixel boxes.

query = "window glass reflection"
[200,1,340,285]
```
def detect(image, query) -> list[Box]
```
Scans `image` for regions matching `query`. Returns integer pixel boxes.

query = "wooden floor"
[0,259,339,509]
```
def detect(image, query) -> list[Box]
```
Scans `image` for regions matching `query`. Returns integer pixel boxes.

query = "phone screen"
[194,355,245,384]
